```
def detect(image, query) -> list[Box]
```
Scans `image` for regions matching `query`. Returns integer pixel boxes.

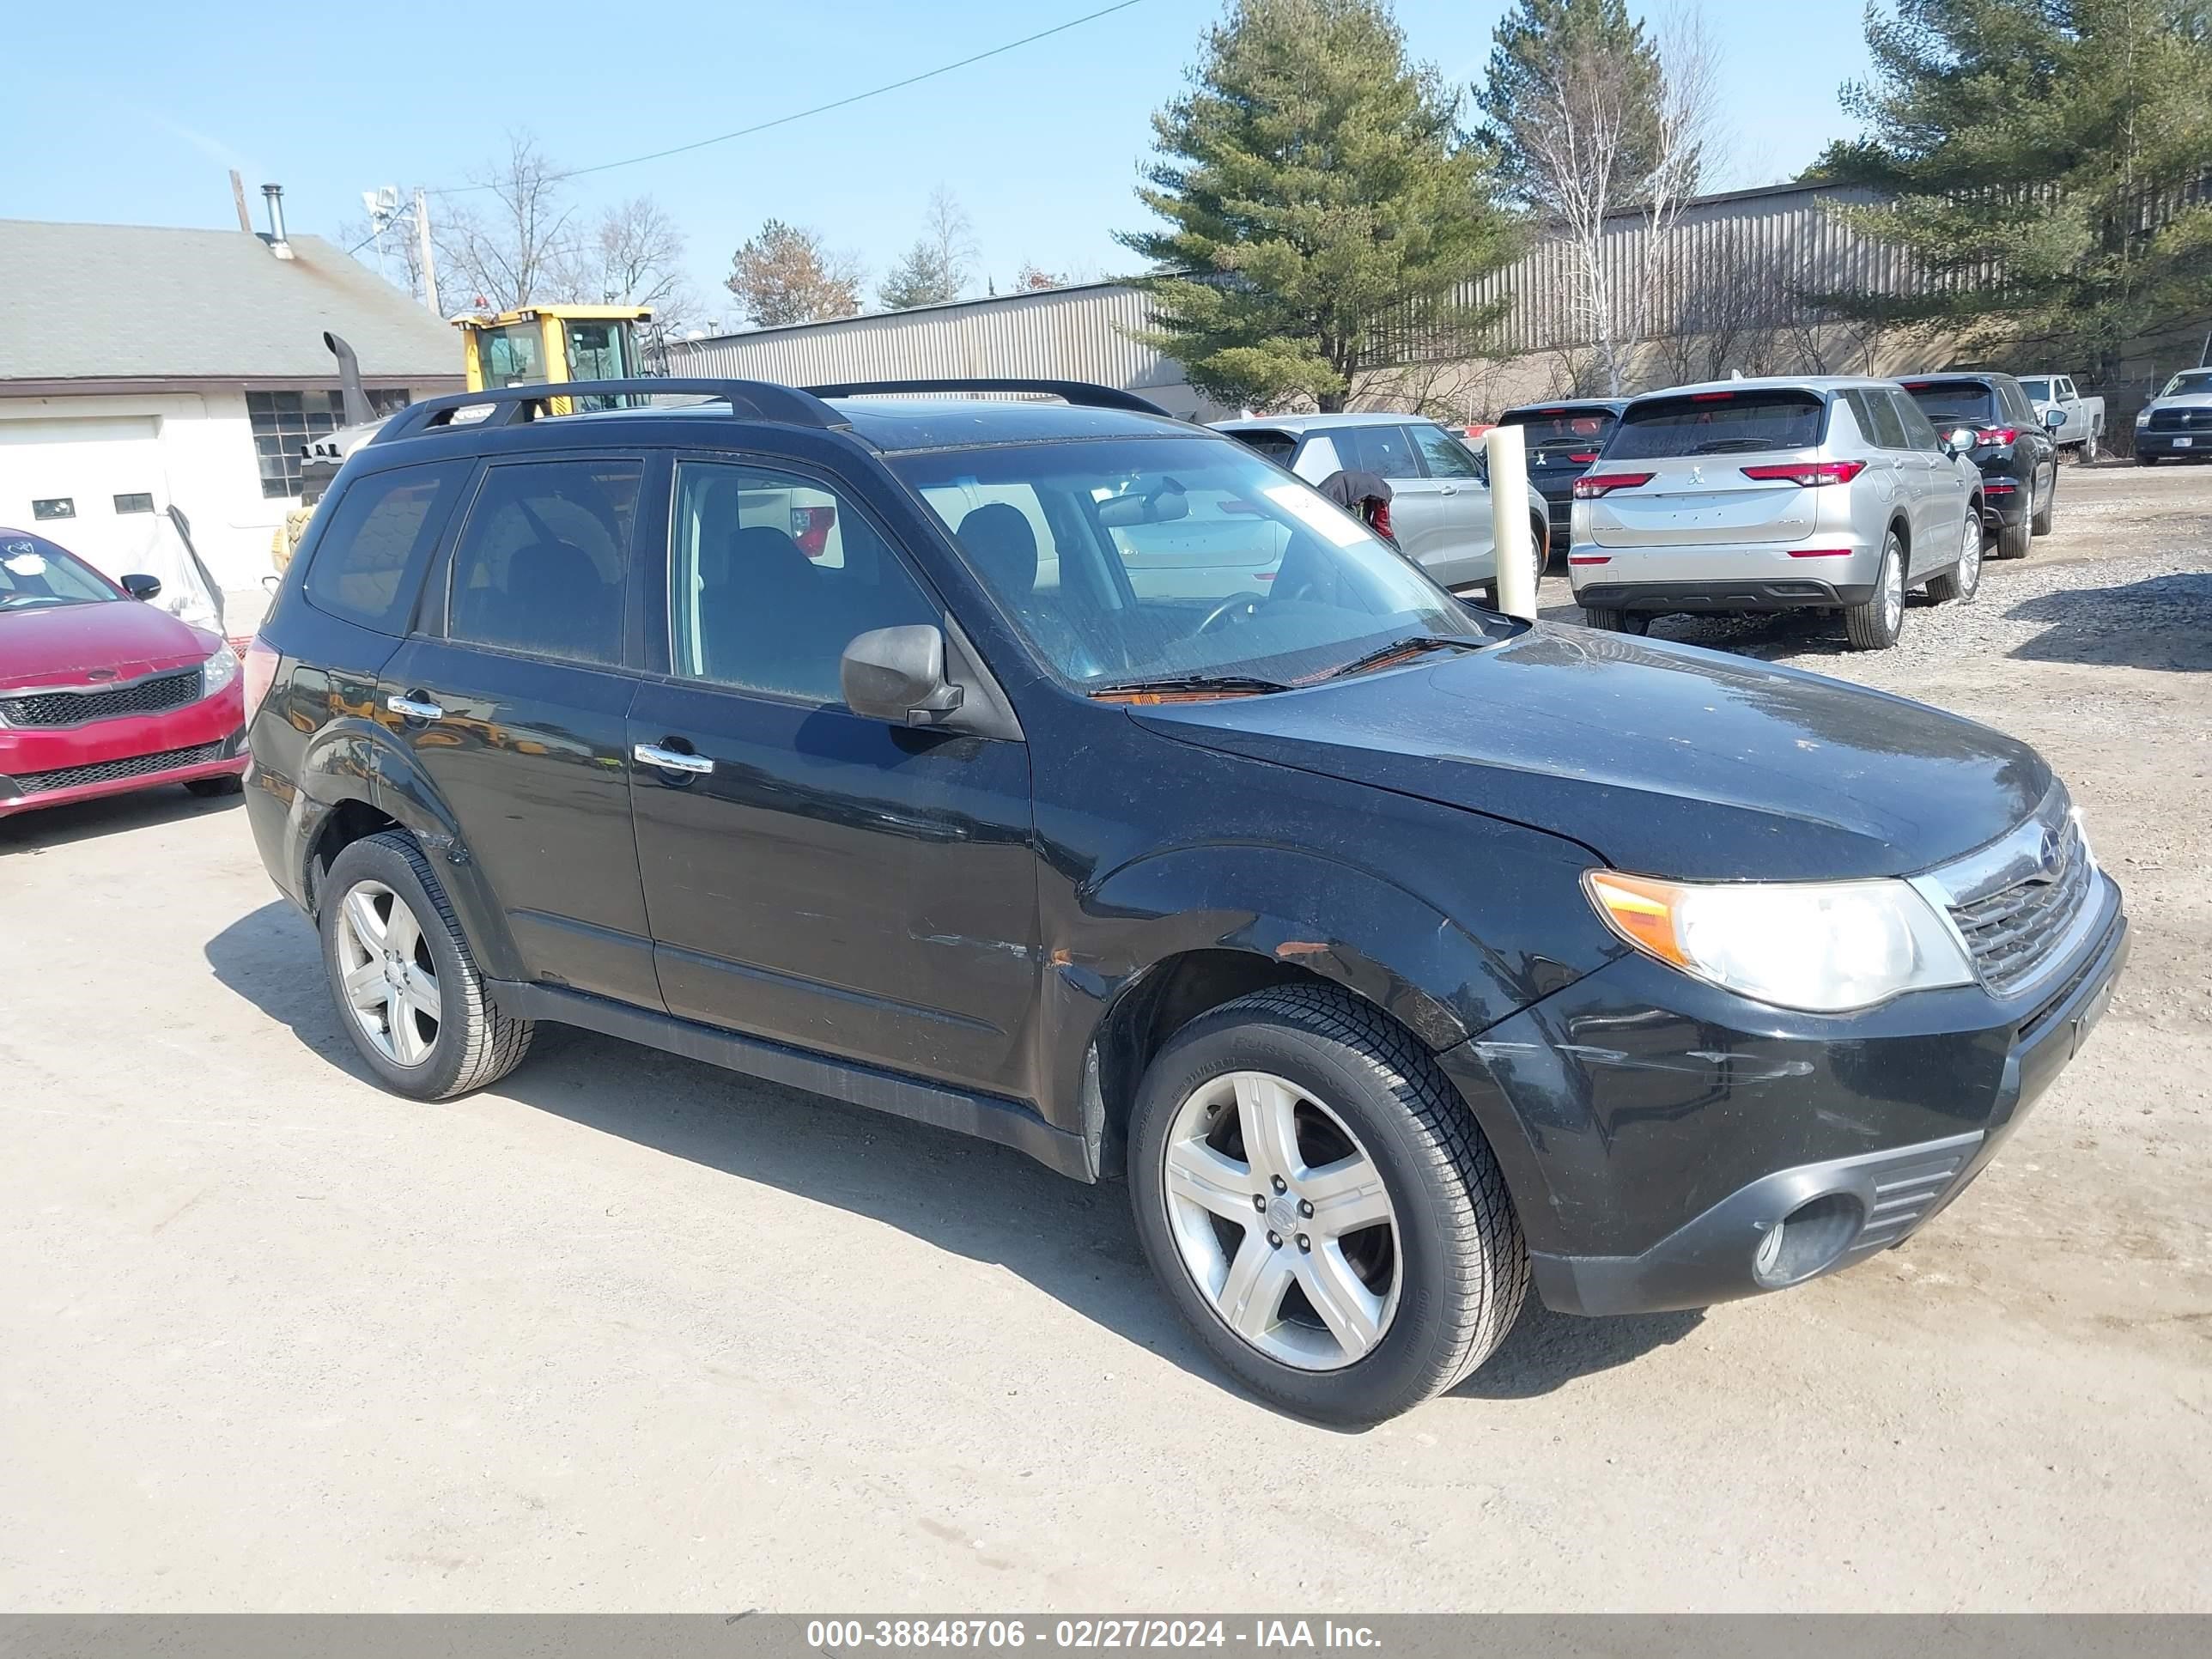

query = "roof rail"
[801,378,1172,417]
[374,378,850,443]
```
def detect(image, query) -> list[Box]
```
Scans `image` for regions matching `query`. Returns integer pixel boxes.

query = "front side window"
[447,459,641,665]
[1409,423,1482,479]
[670,461,937,705]
[302,460,470,633]
[2,534,118,610]
[1844,389,1908,450]
[1609,391,1826,459]
[891,435,1484,692]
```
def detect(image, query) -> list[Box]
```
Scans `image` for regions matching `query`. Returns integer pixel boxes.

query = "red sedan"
[1,530,247,819]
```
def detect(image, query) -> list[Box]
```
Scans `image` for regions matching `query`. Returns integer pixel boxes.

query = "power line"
[425,0,1151,198]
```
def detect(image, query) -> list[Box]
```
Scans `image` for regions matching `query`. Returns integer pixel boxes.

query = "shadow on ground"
[2007,572,2212,672]
[0,783,240,855]
[205,897,1701,1414]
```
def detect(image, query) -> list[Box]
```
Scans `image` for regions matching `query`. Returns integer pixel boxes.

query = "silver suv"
[1570,377,1987,650]
[1212,413,1547,601]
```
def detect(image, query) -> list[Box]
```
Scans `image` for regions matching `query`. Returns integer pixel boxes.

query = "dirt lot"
[3,463,2209,1613]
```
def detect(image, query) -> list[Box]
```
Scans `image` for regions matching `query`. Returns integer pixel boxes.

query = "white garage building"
[0,217,461,617]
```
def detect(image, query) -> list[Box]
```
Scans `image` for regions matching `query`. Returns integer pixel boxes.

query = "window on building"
[246,388,412,500]
[447,459,642,665]
[113,493,155,514]
[32,498,76,520]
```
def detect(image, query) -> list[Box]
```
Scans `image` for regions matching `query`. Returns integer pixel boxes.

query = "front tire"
[1925,513,1982,605]
[1844,532,1907,650]
[319,830,534,1100]
[1127,985,1527,1425]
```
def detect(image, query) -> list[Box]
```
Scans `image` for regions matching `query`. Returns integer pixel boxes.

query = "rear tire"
[2077,426,2101,465]
[319,830,534,1101]
[1844,532,1907,650]
[1581,606,1649,635]
[1127,984,1527,1426]
[1994,516,2032,559]
[2031,469,2057,535]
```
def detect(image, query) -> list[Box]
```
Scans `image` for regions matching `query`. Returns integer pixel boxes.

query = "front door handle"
[634,742,714,775]
[386,694,443,721]
[1437,483,1460,495]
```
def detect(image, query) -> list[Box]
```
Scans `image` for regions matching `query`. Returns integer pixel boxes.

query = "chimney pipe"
[324,332,374,427]
[261,184,295,258]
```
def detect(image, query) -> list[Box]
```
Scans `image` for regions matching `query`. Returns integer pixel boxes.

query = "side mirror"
[1944,427,1977,456]
[2043,407,2068,431]
[841,624,964,726]
[120,573,162,601]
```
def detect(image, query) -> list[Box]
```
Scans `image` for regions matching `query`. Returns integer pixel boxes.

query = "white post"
[1486,422,1537,620]
[414,189,440,316]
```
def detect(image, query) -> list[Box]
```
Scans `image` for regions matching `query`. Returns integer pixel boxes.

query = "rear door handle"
[634,742,714,775]
[386,694,443,721]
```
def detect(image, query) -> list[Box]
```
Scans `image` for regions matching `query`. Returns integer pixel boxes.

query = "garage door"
[0,416,171,575]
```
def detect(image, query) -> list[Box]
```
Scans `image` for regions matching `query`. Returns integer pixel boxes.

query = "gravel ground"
[3,462,2209,1613]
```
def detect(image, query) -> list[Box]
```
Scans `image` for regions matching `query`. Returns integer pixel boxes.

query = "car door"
[2002,379,2057,509]
[1405,422,1497,580]
[377,450,663,1009]
[1846,389,1920,544]
[1348,423,1480,586]
[625,453,1040,1100]
[1889,389,1966,562]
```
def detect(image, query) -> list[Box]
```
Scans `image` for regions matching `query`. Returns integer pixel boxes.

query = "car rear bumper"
[0,686,247,817]
[1568,538,1883,607]
[1437,884,2127,1317]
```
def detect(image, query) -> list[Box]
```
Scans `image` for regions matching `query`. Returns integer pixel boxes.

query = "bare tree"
[880,187,978,309]
[1628,6,1723,363]
[574,196,701,335]
[340,191,432,306]
[1013,261,1065,292]
[727,220,865,328]
[436,132,580,311]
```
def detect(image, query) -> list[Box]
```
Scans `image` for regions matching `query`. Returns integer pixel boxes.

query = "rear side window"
[303,460,470,634]
[1229,429,1300,467]
[1504,407,1619,448]
[446,459,641,665]
[1889,390,1947,453]
[1844,388,1909,450]
[1902,380,1996,427]
[1607,392,1826,459]
[1341,425,1421,477]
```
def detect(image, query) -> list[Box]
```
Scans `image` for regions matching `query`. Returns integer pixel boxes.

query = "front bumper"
[1437,885,2128,1316]
[2136,433,2204,459]
[0,687,247,818]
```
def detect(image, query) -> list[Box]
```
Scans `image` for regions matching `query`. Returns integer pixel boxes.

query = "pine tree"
[1811,0,2212,374]
[1117,0,1518,411]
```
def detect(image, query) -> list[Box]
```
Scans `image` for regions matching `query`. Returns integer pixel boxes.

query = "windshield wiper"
[1324,635,1483,681]
[1091,672,1292,700]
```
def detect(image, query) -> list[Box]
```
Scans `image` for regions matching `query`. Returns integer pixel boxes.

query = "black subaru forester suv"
[243,376,2128,1425]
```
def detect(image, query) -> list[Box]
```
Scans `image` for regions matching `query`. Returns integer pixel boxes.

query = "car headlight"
[1583,870,1976,1013]
[201,641,240,698]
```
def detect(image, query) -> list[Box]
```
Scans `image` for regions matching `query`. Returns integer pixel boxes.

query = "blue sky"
[8,0,1873,327]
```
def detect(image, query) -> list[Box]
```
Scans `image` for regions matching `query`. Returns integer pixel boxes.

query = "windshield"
[1607,390,1826,459]
[2161,370,2212,398]
[1504,408,1618,452]
[2018,378,2052,402]
[890,435,1485,692]
[0,535,118,611]
[1902,380,1997,425]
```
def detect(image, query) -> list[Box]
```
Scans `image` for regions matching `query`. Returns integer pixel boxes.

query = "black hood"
[1132,625,2050,882]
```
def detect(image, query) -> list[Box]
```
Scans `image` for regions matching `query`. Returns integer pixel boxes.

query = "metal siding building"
[670,282,1236,420]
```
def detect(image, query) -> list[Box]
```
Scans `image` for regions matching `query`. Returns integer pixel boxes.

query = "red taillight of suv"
[792,504,837,557]
[1975,427,2020,447]
[242,635,280,725]
[1740,461,1867,487]
[1573,471,1655,499]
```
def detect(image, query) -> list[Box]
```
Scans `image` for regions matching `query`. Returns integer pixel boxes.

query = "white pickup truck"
[2017,374,2107,462]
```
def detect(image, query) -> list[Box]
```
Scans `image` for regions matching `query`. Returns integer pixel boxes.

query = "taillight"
[241,635,280,724]
[1975,427,2019,447]
[791,503,837,556]
[1368,497,1395,543]
[1567,452,1600,463]
[1573,471,1655,499]
[1740,461,1867,487]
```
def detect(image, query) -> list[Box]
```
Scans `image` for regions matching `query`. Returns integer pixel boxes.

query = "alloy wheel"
[1159,1070,1401,1370]
[1959,515,1983,595]
[1882,543,1905,635]
[334,879,443,1066]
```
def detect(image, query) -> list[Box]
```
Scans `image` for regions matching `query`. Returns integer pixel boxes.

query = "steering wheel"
[1197,592,1267,635]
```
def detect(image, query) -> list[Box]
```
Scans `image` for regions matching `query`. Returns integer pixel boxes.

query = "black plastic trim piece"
[1574,578,1875,611]
[484,978,1093,1182]
[375,380,851,442]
